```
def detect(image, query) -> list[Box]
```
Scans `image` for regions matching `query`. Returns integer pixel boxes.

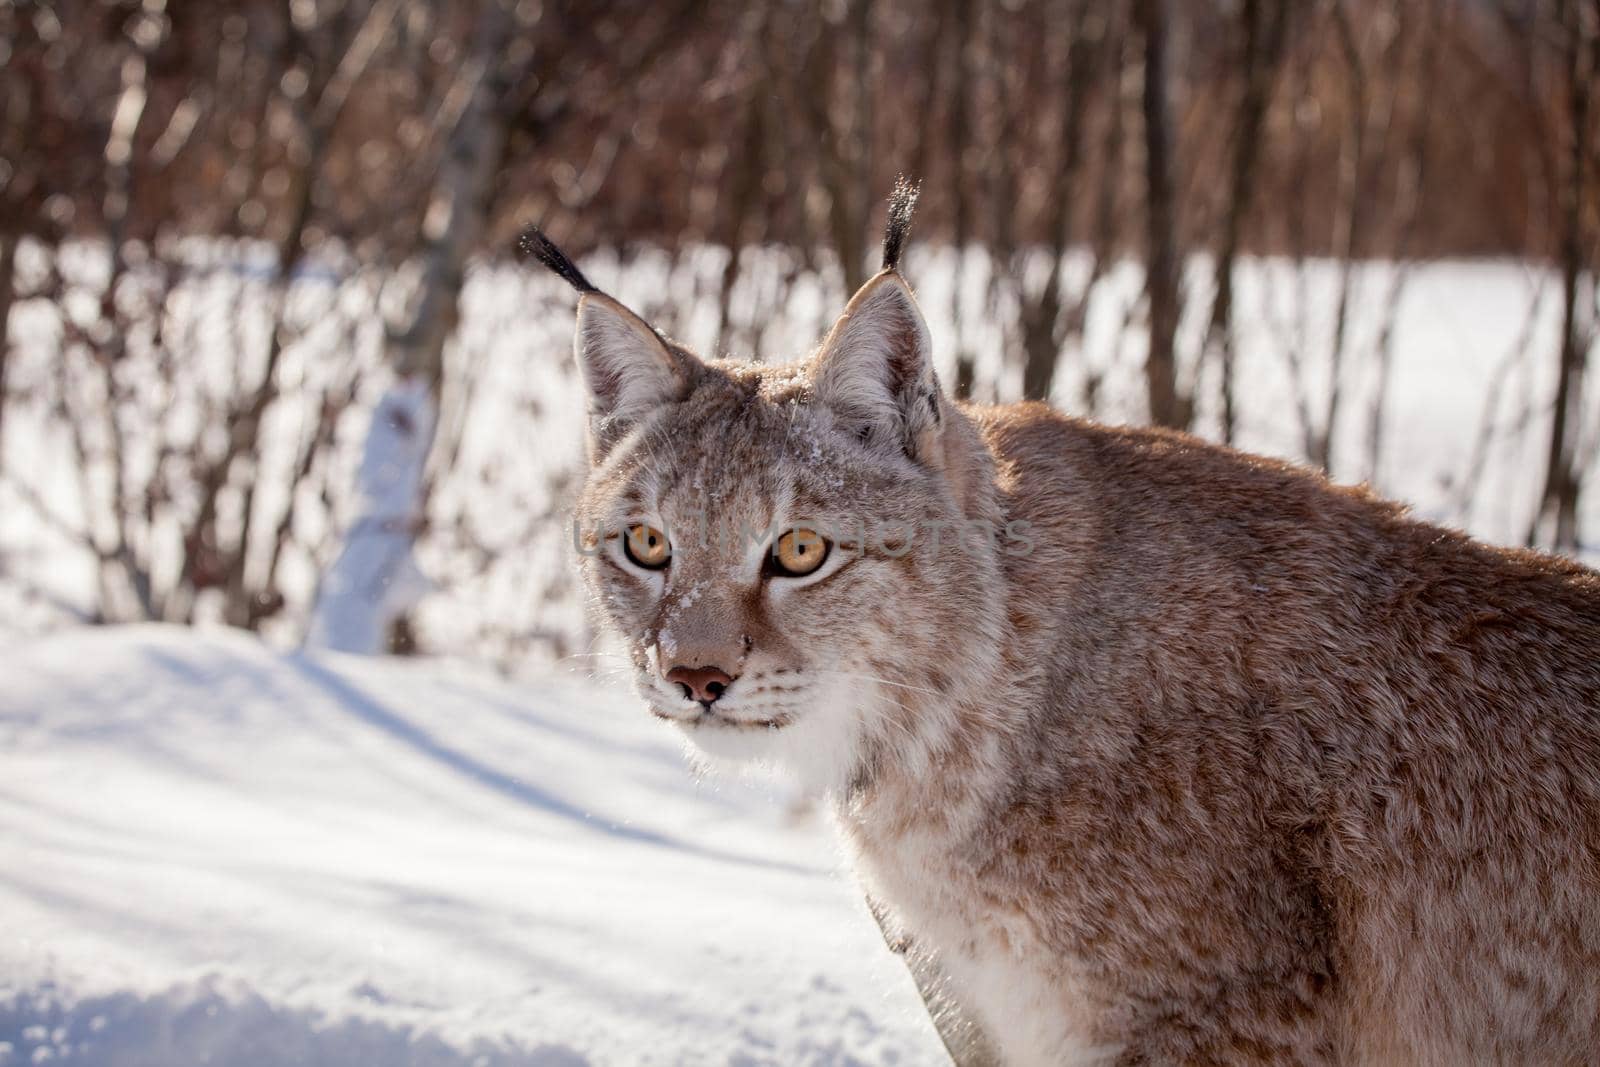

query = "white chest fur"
[938,934,1117,1067]
[842,816,1118,1067]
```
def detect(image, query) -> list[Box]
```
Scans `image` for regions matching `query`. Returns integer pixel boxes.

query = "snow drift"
[0,626,945,1065]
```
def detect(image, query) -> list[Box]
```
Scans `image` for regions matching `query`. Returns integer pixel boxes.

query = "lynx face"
[571,276,1006,789]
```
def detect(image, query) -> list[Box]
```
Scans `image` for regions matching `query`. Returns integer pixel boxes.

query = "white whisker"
[815,670,941,699]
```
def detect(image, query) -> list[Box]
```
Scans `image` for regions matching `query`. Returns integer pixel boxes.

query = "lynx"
[526,182,1600,1066]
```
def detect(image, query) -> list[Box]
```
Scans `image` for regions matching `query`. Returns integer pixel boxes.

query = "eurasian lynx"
[528,183,1600,1066]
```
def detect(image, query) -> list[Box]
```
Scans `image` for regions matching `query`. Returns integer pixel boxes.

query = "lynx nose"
[665,665,735,706]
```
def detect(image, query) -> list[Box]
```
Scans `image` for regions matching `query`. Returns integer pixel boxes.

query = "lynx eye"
[771,527,830,578]
[623,524,671,570]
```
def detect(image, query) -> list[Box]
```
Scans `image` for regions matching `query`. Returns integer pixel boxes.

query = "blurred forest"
[0,0,1596,660]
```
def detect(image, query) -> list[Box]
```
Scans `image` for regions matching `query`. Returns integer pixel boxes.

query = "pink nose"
[665,665,734,705]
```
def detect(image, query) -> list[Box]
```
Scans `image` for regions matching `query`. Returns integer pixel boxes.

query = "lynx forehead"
[531,183,1600,1065]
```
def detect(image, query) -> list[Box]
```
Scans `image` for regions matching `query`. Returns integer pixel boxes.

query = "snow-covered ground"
[0,625,947,1065]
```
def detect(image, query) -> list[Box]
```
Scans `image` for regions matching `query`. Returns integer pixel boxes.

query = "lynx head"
[530,182,1008,790]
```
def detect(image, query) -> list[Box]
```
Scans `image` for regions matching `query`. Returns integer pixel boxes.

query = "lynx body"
[531,193,1600,1064]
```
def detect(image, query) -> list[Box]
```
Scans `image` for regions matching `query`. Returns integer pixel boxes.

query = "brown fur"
[864,404,1600,1064]
[565,263,1600,1065]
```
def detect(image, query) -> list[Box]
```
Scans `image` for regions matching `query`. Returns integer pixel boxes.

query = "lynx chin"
[525,183,1600,1066]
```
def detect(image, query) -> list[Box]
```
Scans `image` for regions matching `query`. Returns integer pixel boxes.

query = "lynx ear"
[574,293,692,436]
[518,224,695,452]
[813,272,943,461]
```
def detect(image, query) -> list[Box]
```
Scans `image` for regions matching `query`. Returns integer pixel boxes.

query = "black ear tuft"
[516,225,599,295]
[880,176,921,272]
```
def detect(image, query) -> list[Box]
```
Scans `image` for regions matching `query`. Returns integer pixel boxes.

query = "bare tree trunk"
[848,0,874,285]
[0,232,15,464]
[802,0,874,298]
[1275,7,1324,462]
[1134,0,1186,429]
[1069,10,1131,417]
[1533,0,1594,553]
[390,14,510,390]
[907,3,945,193]
[310,0,514,653]
[1315,0,1373,473]
[97,31,160,621]
[974,2,1027,405]
[1020,0,1095,403]
[0,4,33,469]
[1204,0,1289,444]
[713,9,771,357]
[1365,0,1441,486]
[948,0,978,399]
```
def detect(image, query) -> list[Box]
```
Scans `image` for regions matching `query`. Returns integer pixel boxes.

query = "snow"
[0,626,947,1065]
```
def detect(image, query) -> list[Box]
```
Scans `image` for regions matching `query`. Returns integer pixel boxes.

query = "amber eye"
[771,527,830,578]
[623,524,671,570]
